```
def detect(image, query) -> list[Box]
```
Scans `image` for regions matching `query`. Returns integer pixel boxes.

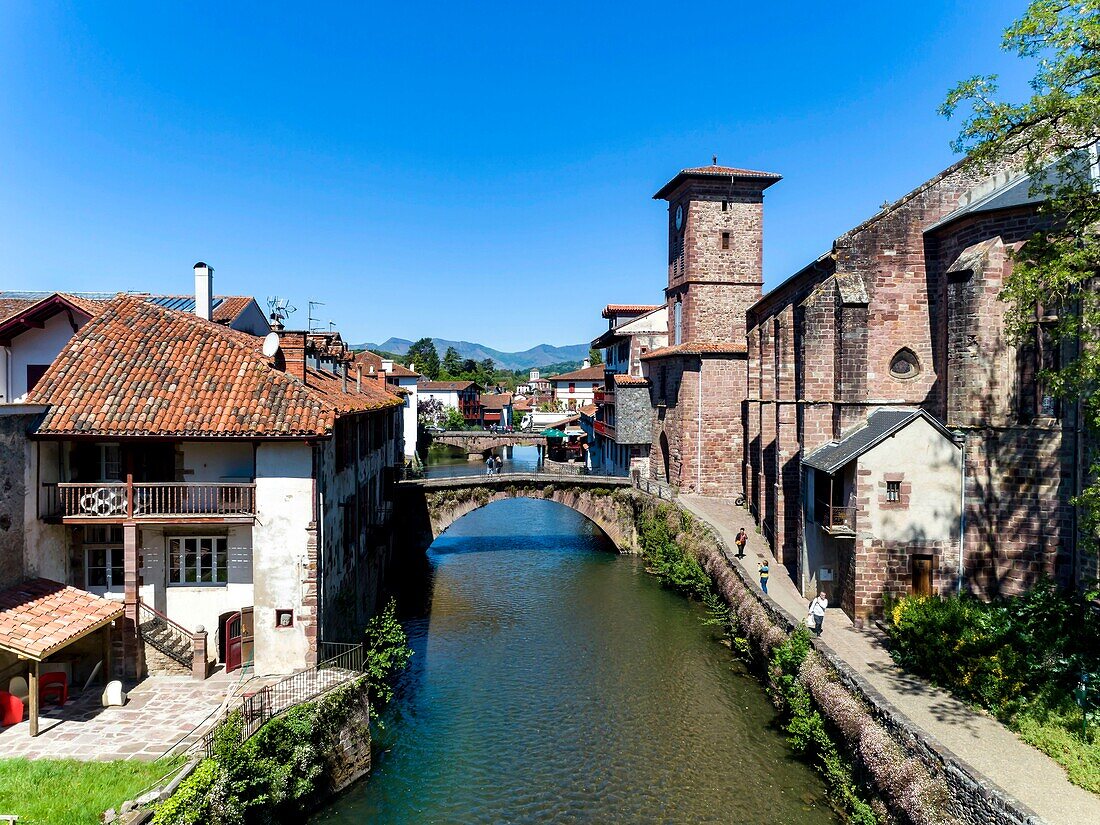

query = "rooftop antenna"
[266,296,297,327]
[308,301,326,333]
[712,154,717,165]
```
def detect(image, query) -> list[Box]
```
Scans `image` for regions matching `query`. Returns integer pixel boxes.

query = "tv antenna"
[266,296,297,327]
[308,301,326,333]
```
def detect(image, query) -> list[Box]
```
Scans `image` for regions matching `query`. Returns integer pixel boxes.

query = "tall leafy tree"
[942,1,1100,536]
[441,346,463,377]
[407,337,440,380]
[588,347,603,366]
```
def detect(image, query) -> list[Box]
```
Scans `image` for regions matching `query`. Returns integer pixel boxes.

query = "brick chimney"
[193,262,213,321]
[278,331,307,382]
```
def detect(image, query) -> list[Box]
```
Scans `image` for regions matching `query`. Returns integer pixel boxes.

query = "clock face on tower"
[674,204,684,231]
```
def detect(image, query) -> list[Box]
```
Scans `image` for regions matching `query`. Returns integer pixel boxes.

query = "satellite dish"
[262,332,281,358]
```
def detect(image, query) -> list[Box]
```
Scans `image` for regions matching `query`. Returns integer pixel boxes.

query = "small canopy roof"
[541,428,566,438]
[802,408,957,476]
[0,578,122,661]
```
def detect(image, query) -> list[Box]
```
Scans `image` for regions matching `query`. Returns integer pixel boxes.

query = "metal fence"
[199,641,364,757]
[632,473,676,500]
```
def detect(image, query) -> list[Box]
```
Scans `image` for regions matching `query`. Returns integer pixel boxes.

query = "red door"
[225,612,243,673]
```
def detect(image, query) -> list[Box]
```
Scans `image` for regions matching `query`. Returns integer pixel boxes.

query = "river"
[312,463,835,824]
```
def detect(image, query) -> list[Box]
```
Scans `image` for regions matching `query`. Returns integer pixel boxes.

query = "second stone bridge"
[429,430,548,457]
[394,472,636,553]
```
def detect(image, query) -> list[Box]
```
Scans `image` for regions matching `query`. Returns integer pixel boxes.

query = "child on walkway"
[758,560,769,594]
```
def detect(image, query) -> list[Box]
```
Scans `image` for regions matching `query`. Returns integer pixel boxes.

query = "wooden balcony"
[41,478,256,524]
[817,500,856,537]
[594,420,616,439]
[593,388,614,405]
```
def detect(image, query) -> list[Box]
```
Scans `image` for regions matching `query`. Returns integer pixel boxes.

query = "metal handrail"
[199,642,365,757]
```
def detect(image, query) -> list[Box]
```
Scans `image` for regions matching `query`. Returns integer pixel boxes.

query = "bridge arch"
[394,476,638,555]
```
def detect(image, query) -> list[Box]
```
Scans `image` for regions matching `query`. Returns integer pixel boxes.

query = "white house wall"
[858,418,961,544]
[398,378,418,456]
[7,313,82,401]
[252,441,313,675]
[182,442,254,481]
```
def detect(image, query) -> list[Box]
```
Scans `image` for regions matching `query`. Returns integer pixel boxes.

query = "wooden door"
[912,555,933,597]
[224,612,243,673]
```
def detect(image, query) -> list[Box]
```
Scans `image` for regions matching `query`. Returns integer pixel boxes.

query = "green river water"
[311,452,836,824]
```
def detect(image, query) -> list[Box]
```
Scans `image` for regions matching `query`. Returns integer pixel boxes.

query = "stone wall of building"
[0,409,44,590]
[614,385,652,445]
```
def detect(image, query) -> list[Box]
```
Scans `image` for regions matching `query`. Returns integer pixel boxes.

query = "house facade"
[354,350,421,457]
[418,381,481,425]
[20,294,404,678]
[591,304,667,477]
[549,362,604,412]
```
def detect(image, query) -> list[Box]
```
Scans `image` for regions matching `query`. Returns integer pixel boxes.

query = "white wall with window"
[6,313,82,402]
[137,525,254,657]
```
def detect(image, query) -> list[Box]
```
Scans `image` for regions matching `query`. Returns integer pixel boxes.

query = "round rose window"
[890,349,920,379]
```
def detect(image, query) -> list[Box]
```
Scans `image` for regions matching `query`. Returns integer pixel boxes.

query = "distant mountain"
[354,338,590,371]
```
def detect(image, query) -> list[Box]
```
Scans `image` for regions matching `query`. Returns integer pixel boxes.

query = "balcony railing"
[41,477,256,521]
[816,499,856,536]
[593,388,615,405]
[593,420,616,439]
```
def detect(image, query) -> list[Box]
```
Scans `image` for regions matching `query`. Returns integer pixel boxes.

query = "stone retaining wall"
[635,492,1044,825]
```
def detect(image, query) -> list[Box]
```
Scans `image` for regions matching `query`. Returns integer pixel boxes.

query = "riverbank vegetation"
[884,584,1100,794]
[152,599,413,824]
[0,756,181,825]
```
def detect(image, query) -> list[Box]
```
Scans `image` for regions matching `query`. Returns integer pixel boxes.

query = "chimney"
[381,359,394,373]
[278,331,308,382]
[356,365,362,392]
[582,358,591,369]
[193,262,213,321]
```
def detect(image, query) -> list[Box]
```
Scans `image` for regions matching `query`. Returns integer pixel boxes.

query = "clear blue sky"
[0,1,1033,351]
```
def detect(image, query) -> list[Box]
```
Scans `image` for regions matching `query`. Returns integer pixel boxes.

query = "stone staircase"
[138,603,194,675]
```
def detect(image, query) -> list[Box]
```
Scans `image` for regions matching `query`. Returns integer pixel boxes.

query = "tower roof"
[653,164,782,200]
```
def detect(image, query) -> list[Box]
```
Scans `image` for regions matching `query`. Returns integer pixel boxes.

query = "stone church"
[642,157,1095,619]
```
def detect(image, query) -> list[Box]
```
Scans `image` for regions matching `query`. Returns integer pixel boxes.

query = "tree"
[942,1,1100,536]
[441,346,463,377]
[478,358,496,386]
[417,396,445,428]
[442,407,466,431]
[407,337,440,379]
[589,347,603,366]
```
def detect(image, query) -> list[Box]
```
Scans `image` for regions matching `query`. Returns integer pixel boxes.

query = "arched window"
[889,348,920,380]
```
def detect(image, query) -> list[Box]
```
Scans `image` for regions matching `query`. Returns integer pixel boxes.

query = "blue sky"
[0,2,1033,351]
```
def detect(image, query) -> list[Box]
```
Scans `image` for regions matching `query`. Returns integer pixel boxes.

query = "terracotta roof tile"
[549,365,605,382]
[0,578,123,660]
[601,304,662,319]
[654,164,782,199]
[480,393,513,410]
[26,295,400,438]
[612,373,650,387]
[419,381,479,391]
[640,341,747,360]
[353,350,420,378]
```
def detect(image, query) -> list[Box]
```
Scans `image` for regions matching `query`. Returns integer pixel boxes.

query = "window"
[168,536,228,585]
[674,300,682,345]
[721,231,730,250]
[85,545,124,595]
[886,481,901,502]
[91,443,122,481]
[889,348,920,380]
[568,382,575,393]
[722,200,729,212]
[26,364,50,392]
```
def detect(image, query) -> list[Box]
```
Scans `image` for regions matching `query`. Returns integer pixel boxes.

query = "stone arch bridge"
[394,473,637,554]
[429,431,548,458]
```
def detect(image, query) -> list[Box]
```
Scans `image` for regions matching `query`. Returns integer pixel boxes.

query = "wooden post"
[102,624,112,682]
[126,473,134,519]
[28,661,39,737]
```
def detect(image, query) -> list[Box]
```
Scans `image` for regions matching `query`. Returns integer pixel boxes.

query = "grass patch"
[0,756,183,825]
[1015,703,1100,795]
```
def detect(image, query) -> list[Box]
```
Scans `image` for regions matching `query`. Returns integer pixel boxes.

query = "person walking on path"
[809,592,828,635]
[758,560,770,594]
[494,454,504,474]
[735,528,748,559]
[486,455,495,476]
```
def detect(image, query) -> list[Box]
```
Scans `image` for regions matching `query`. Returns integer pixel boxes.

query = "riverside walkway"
[679,494,1100,825]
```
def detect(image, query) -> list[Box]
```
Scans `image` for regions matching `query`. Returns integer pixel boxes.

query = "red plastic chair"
[0,690,23,726]
[39,672,68,706]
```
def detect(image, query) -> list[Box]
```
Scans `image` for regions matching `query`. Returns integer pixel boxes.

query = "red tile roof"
[601,304,662,319]
[0,578,123,660]
[549,365,605,382]
[640,341,747,360]
[419,381,479,391]
[353,350,420,378]
[480,393,513,410]
[654,164,782,199]
[0,297,37,323]
[612,373,650,387]
[26,295,400,438]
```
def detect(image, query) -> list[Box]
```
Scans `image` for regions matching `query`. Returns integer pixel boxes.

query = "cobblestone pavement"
[679,494,1100,825]
[0,669,246,761]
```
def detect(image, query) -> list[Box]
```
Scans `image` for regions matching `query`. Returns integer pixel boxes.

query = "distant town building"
[418,380,481,425]
[549,360,604,412]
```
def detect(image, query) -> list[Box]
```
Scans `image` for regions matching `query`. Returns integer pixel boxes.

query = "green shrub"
[364,597,414,709]
[636,505,711,596]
